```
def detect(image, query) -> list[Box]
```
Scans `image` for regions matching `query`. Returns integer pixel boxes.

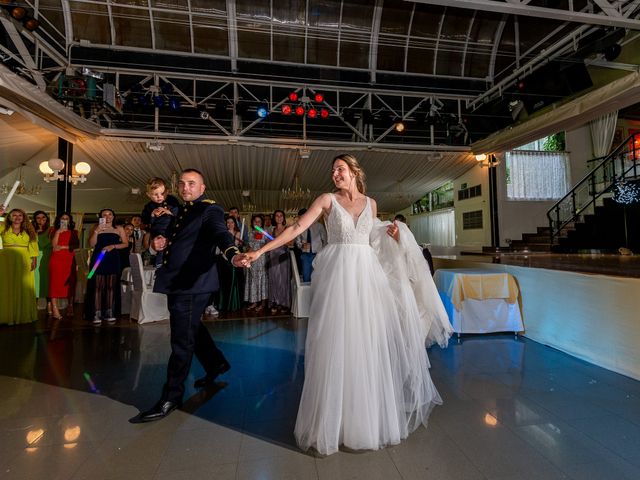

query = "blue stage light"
[256,105,268,118]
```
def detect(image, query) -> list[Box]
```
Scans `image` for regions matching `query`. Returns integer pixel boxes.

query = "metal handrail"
[546,132,640,242]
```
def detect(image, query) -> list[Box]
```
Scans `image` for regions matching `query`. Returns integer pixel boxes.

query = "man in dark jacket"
[130,169,247,423]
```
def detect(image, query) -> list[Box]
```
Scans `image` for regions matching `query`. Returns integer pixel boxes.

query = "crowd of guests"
[216,207,327,315]
[0,177,331,325]
[0,207,80,325]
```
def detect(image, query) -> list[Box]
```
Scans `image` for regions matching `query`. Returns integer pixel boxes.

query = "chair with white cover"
[289,250,311,318]
[129,253,169,323]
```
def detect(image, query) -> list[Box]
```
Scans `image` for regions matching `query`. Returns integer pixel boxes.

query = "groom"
[129,169,248,423]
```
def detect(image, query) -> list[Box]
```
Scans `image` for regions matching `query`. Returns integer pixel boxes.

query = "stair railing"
[547,132,640,242]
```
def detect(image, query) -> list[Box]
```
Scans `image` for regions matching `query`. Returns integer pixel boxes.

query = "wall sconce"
[39,159,91,184]
[475,153,501,168]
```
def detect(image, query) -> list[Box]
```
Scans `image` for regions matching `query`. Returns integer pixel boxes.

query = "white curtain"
[506,150,570,200]
[409,209,455,247]
[589,110,619,158]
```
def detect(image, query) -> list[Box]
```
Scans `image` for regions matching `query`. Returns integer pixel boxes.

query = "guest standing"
[0,208,39,325]
[49,212,79,319]
[294,214,327,282]
[216,216,243,313]
[32,210,53,314]
[86,209,128,324]
[244,214,269,312]
[267,209,291,313]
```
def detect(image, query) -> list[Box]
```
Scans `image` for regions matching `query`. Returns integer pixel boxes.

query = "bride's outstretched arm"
[244,193,331,264]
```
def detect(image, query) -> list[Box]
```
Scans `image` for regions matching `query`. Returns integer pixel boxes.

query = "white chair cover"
[129,253,169,324]
[289,250,311,318]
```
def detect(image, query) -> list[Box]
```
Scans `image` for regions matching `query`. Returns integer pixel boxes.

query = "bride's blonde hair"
[333,154,366,194]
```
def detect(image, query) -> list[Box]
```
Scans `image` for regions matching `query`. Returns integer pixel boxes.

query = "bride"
[245,154,452,455]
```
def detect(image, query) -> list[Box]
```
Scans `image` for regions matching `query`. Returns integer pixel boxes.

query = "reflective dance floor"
[1,313,640,479]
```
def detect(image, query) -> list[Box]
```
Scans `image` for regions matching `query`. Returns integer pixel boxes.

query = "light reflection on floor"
[1,314,640,479]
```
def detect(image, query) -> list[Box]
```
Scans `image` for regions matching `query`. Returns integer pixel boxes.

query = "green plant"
[542,132,565,151]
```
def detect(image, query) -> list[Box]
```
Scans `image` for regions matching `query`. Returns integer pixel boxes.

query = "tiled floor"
[1,315,640,479]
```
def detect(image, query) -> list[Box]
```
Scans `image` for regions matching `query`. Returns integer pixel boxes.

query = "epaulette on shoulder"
[202,199,216,204]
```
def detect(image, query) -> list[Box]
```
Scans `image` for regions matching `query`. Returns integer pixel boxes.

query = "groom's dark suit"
[152,194,239,404]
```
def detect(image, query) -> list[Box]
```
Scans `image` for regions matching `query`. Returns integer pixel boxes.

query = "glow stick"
[87,250,107,279]
[1,180,20,209]
[254,225,274,240]
[239,218,245,240]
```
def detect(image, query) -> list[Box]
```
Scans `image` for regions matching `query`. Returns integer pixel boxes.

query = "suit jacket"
[154,195,239,295]
[295,222,327,254]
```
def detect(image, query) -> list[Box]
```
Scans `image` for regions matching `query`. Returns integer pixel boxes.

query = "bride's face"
[332,159,354,189]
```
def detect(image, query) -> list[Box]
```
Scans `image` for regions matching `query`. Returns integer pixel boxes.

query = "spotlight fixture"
[256,104,268,118]
[23,17,39,31]
[168,98,180,110]
[314,93,324,103]
[320,108,329,119]
[10,7,26,20]
[289,92,298,102]
[199,110,209,120]
[308,107,317,119]
[295,105,305,116]
[394,121,406,133]
[153,95,165,108]
[281,104,292,115]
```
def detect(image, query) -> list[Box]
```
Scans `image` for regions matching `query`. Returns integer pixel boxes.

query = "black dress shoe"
[128,400,180,424]
[194,361,231,388]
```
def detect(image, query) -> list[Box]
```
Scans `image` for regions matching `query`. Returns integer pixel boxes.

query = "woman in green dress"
[32,210,53,315]
[0,208,39,325]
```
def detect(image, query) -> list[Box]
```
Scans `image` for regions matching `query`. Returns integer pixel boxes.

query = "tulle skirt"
[294,243,442,455]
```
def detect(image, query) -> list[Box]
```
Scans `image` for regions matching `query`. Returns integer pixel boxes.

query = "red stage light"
[295,105,305,116]
[282,105,292,115]
[320,108,329,119]
[308,108,318,119]
[289,92,298,102]
[314,93,324,103]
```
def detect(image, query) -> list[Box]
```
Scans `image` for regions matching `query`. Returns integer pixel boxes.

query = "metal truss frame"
[407,0,640,30]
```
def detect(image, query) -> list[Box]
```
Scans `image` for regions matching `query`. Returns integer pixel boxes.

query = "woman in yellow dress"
[0,207,39,325]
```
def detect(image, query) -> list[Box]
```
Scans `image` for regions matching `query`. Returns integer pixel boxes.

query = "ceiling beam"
[406,0,640,29]
[0,17,47,90]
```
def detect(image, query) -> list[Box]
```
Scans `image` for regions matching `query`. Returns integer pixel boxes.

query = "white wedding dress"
[294,194,451,455]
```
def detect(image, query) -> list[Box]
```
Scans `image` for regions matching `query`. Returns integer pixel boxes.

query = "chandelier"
[1,164,41,197]
[281,176,311,201]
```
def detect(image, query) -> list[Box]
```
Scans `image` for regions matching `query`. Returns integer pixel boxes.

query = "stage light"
[320,108,329,119]
[308,108,317,119]
[604,44,622,61]
[281,104,292,115]
[137,94,148,107]
[295,105,305,116]
[314,93,324,103]
[153,95,165,108]
[394,121,405,133]
[23,17,39,31]
[289,92,298,102]
[199,110,209,120]
[169,98,180,110]
[256,105,268,118]
[10,7,27,20]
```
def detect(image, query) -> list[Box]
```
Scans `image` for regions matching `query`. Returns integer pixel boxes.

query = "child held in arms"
[141,177,180,267]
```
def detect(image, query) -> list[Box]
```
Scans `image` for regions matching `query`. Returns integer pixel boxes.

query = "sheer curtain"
[506,150,570,200]
[589,111,619,158]
[410,209,455,246]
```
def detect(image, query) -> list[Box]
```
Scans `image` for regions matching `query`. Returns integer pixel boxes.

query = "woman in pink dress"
[49,212,79,319]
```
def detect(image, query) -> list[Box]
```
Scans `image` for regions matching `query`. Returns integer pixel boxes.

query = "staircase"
[501,133,640,253]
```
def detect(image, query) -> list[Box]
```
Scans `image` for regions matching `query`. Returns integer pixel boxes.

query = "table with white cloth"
[433,268,524,336]
[120,266,157,315]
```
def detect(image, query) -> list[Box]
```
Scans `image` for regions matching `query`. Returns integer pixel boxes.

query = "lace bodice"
[326,194,372,245]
